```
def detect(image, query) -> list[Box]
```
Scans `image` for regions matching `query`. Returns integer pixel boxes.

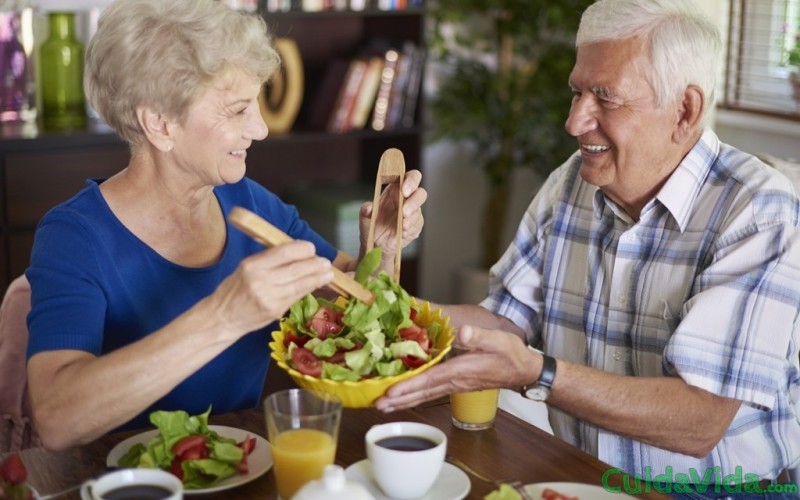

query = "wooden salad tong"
[228,206,375,305]
[366,148,406,283]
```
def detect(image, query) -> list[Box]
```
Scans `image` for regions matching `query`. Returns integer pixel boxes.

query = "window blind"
[720,0,800,121]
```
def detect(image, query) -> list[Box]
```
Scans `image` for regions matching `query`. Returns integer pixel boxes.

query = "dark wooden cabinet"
[0,7,425,294]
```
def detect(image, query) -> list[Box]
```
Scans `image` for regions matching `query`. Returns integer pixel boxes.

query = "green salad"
[118,408,255,489]
[280,248,443,381]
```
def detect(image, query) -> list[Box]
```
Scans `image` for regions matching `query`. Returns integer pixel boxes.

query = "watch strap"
[520,354,557,399]
[537,354,556,390]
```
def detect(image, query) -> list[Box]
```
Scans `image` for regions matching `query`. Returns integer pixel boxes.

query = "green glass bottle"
[40,11,86,130]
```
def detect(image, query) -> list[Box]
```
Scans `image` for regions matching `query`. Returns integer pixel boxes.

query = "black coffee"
[376,436,438,452]
[102,484,173,500]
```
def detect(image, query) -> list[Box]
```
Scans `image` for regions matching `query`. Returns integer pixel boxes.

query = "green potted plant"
[427,0,594,271]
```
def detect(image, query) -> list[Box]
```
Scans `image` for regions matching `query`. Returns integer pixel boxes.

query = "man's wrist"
[520,352,557,402]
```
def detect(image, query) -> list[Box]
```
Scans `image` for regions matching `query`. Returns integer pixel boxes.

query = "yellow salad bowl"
[268,299,454,408]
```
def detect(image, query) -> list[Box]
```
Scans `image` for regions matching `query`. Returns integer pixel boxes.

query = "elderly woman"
[25,0,426,451]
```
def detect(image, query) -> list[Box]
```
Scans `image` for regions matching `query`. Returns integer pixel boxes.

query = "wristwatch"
[520,354,557,402]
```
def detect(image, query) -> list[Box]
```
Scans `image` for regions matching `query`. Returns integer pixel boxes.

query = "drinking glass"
[447,346,500,430]
[450,388,500,430]
[264,389,342,499]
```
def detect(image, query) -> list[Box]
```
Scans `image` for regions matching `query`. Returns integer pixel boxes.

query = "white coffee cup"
[80,468,183,500]
[365,422,446,499]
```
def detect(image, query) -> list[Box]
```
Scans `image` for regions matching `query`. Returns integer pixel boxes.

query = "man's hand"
[375,325,541,412]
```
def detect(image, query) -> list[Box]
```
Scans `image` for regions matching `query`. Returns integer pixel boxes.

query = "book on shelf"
[370,48,400,131]
[349,55,384,130]
[302,0,323,11]
[377,41,424,130]
[399,43,424,128]
[382,42,412,130]
[327,58,368,133]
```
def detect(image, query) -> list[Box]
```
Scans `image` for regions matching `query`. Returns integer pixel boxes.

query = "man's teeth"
[583,144,609,153]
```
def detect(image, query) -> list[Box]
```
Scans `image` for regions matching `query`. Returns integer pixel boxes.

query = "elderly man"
[378,0,800,497]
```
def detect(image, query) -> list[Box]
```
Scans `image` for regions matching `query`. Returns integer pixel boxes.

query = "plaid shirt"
[484,130,800,479]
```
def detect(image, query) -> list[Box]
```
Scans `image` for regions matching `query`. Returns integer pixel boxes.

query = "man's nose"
[564,96,597,137]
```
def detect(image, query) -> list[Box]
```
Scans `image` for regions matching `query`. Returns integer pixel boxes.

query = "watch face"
[525,386,550,402]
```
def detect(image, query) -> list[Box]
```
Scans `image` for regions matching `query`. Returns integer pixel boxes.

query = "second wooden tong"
[366,148,406,283]
[229,206,375,305]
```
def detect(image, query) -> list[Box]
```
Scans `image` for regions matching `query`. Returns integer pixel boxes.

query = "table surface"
[16,399,669,499]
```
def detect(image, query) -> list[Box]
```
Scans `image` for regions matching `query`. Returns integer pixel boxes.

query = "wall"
[418,0,800,303]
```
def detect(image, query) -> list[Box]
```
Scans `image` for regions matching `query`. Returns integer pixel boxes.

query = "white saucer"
[345,460,470,500]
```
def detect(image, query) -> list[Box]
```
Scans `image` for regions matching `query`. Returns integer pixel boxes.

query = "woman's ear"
[672,85,704,144]
[136,107,174,153]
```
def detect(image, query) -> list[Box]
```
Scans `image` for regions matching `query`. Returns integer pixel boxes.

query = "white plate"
[345,459,470,500]
[524,482,637,499]
[106,425,272,495]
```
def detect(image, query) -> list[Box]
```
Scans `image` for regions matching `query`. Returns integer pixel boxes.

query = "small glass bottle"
[40,11,86,130]
[0,0,37,124]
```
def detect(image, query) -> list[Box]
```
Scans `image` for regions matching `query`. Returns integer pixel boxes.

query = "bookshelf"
[0,5,426,294]
[255,6,427,292]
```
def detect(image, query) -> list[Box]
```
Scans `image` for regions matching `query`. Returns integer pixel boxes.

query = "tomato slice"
[236,452,249,474]
[172,435,208,457]
[409,307,418,321]
[541,488,578,500]
[283,329,309,348]
[238,435,256,455]
[400,355,427,369]
[290,347,322,377]
[306,306,344,339]
[170,456,184,481]
[398,324,430,353]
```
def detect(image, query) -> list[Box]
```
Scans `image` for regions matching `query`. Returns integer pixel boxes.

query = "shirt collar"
[656,129,719,232]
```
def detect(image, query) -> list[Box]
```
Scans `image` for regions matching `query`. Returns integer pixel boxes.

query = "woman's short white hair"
[85,0,280,147]
[576,0,721,128]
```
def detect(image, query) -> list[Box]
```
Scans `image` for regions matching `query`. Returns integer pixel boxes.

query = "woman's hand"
[211,240,334,336]
[359,169,427,259]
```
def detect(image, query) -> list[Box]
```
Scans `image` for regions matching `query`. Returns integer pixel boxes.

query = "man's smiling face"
[565,36,685,217]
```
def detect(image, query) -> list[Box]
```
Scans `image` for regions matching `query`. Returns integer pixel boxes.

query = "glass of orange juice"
[450,388,500,430]
[446,345,500,430]
[265,389,342,499]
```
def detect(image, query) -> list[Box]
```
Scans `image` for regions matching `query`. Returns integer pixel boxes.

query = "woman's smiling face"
[565,36,685,217]
[170,70,268,186]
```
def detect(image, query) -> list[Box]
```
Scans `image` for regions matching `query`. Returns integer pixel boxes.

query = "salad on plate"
[117,408,256,489]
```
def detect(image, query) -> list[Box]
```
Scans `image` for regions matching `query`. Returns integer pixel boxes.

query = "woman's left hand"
[359,169,427,257]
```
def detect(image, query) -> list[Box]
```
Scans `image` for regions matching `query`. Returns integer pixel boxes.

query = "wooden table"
[17,400,668,499]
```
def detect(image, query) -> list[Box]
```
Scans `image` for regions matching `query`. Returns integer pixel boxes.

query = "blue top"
[26,177,337,431]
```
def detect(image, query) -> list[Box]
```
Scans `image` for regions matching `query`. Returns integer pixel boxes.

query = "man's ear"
[672,85,704,144]
[136,107,174,152]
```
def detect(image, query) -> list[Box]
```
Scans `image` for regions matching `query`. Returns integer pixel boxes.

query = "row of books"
[308,41,425,134]
[264,0,423,13]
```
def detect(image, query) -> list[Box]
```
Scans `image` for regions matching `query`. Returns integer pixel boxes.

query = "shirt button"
[613,351,622,361]
[618,293,627,302]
